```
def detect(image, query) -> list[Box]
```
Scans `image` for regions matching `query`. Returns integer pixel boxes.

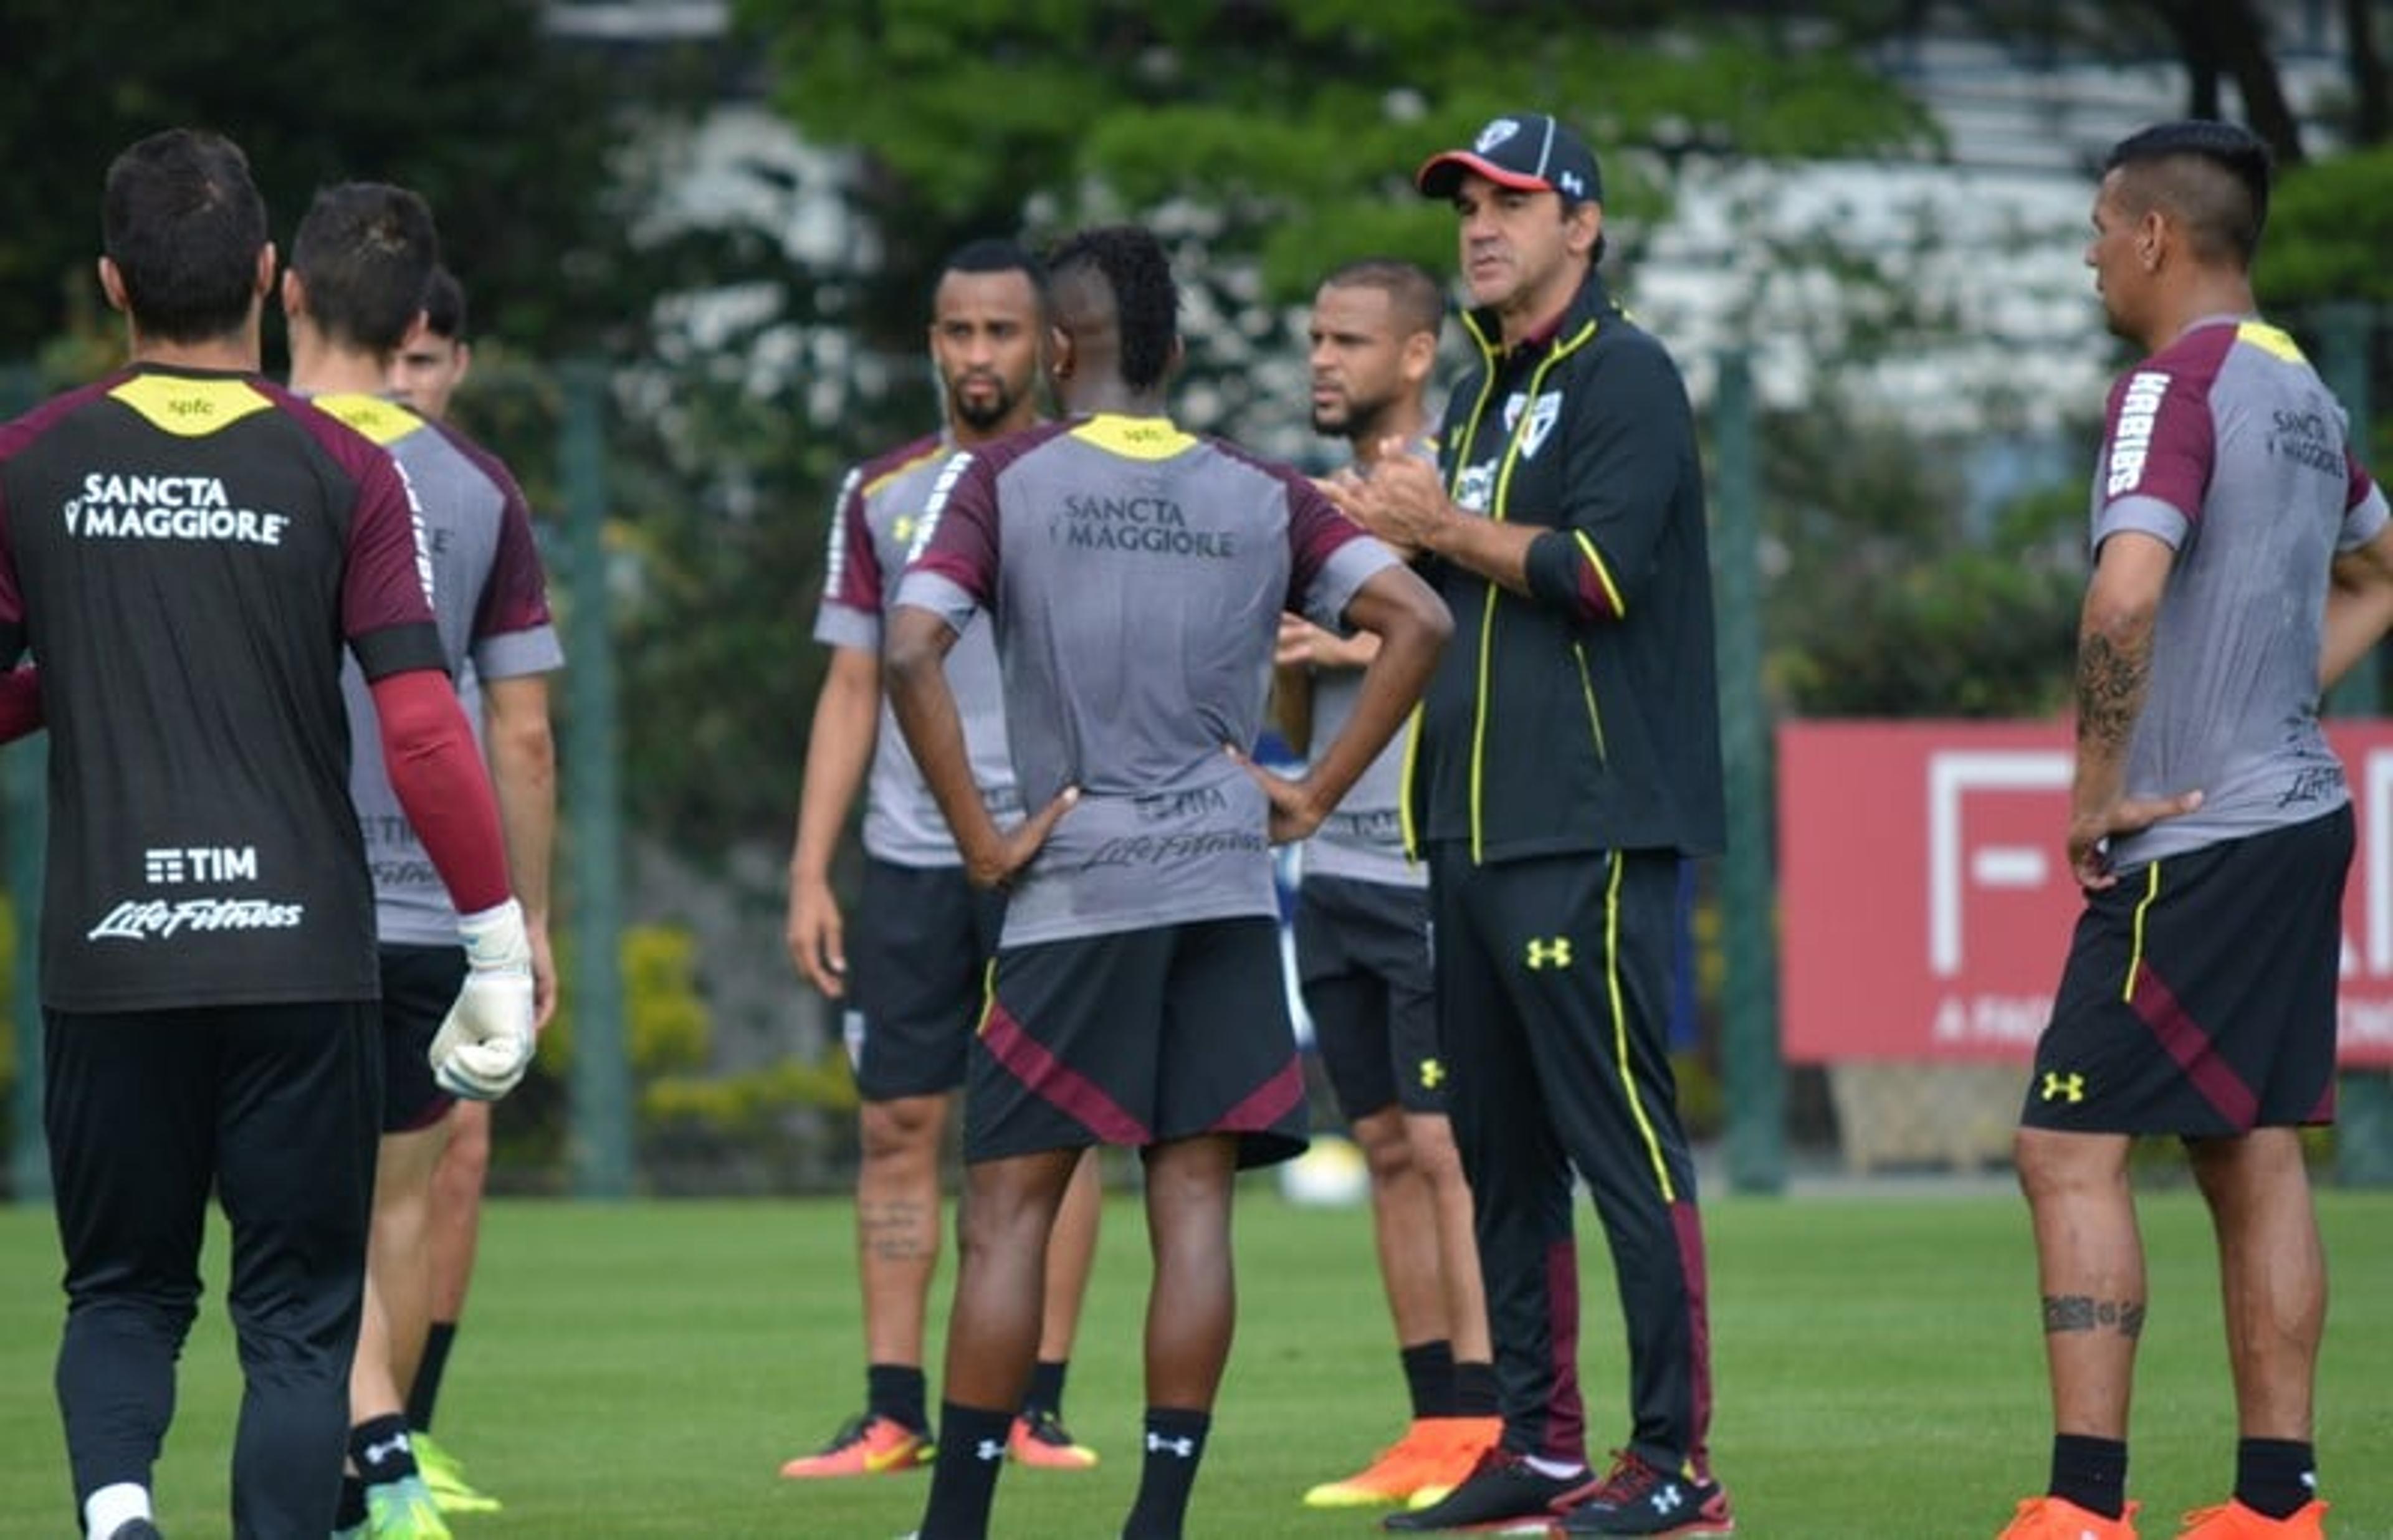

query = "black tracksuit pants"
[1428,844,1715,1477]
[45,1001,381,1538]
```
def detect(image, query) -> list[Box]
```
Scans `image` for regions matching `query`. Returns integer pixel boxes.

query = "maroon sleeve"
[270,387,444,678]
[828,467,884,613]
[466,452,554,642]
[342,450,439,649]
[905,449,1001,606]
[370,668,512,913]
[2097,333,2225,528]
[0,378,114,655]
[2349,444,2381,515]
[0,664,41,743]
[1281,463,1368,611]
[0,460,21,655]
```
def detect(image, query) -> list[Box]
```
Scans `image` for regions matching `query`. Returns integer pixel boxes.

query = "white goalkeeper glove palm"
[429,898,537,1100]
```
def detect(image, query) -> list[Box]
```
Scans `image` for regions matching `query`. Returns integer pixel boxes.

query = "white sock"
[84,1482,150,1538]
[1524,1454,1586,1480]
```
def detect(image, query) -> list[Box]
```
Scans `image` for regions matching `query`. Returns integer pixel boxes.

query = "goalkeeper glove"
[428,898,537,1100]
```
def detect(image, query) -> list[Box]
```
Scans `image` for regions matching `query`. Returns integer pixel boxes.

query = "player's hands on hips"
[1227,744,1326,844]
[786,873,847,998]
[2068,788,2203,890]
[965,786,1079,890]
[429,898,537,1100]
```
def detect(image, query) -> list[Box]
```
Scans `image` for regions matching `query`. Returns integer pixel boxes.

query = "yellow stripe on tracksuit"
[2123,860,2162,1002]
[1570,529,1625,617]
[1603,851,1677,1202]
[1443,320,1599,866]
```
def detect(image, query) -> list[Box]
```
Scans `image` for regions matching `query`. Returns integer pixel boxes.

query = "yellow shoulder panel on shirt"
[312,392,426,448]
[2236,321,2306,364]
[862,443,951,500]
[107,374,274,437]
[1073,414,1196,460]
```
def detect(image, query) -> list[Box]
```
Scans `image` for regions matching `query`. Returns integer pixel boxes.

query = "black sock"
[351,1414,421,1487]
[335,1475,367,1529]
[1400,1339,1458,1420]
[918,1401,1012,1540]
[1021,1358,1069,1420]
[2234,1438,2316,1519]
[1122,1406,1211,1540]
[2049,1433,2128,1520]
[407,1321,458,1432]
[867,1362,930,1433]
[1454,1359,1499,1419]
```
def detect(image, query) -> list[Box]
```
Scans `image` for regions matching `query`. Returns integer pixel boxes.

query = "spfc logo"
[1454,462,1496,513]
[1474,118,1522,153]
[1501,391,1564,460]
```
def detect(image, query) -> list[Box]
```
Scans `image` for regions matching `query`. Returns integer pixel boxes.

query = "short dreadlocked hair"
[1046,224,1179,391]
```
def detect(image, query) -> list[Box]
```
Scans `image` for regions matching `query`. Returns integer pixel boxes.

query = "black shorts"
[380,945,466,1135]
[968,916,1309,1169]
[2023,806,2351,1137]
[1295,875,1443,1119]
[847,857,1006,1101]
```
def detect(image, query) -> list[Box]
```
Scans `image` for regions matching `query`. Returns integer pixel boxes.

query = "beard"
[952,379,1020,432]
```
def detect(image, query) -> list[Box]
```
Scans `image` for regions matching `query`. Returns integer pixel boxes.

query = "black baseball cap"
[1416,113,1603,204]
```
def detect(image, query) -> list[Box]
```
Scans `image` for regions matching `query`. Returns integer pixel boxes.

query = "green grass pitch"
[1,1182,2387,1538]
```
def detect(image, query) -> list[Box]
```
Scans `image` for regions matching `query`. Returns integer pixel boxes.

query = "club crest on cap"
[1474,118,1522,153]
[1557,169,1587,198]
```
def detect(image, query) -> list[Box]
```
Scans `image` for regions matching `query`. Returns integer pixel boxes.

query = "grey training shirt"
[816,432,1020,867]
[2092,316,2388,867]
[897,414,1397,945]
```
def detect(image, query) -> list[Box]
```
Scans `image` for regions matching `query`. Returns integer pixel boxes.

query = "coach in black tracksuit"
[1338,113,1729,1539]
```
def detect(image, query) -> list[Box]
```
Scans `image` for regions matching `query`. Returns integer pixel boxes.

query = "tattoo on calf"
[2043,1293,2147,1338]
[861,1200,934,1262]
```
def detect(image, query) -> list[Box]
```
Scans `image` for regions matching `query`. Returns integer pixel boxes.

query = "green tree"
[733,0,1941,347]
[0,0,666,358]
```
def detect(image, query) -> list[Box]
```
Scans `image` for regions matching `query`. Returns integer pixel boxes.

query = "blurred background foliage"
[4,0,2391,1180]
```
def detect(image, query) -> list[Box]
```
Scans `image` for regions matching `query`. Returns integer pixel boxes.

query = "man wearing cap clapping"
[1334,112,1732,1539]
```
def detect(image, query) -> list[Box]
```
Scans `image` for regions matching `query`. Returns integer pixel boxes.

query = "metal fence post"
[560,361,632,1198]
[1713,350,1784,1194]
[2319,302,2393,1187]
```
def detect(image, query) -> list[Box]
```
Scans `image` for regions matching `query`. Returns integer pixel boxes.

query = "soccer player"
[0,128,534,1540]
[383,264,514,1518]
[387,266,472,422]
[282,184,562,1540]
[1335,113,1731,1538]
[780,239,1104,1478]
[887,223,1450,1540]
[1281,258,1498,1514]
[1997,120,2390,1540]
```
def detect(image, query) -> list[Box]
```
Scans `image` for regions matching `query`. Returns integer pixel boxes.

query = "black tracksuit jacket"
[1405,268,1726,865]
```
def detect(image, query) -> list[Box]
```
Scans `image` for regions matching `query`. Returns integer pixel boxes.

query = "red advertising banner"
[1779,720,2393,1065]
